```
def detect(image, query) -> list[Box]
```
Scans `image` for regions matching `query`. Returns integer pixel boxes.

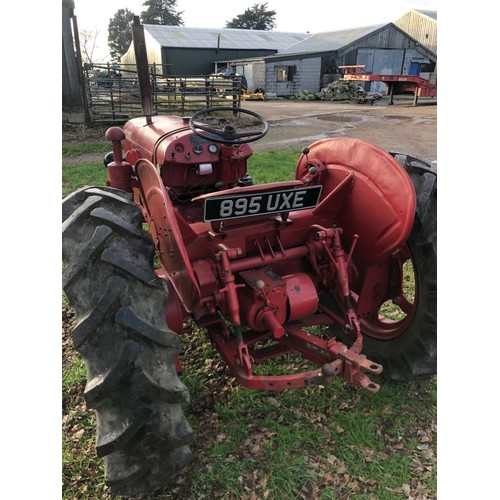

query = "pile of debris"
[293,80,382,104]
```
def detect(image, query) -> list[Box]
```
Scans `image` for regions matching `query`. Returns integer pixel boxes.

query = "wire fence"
[84,64,244,124]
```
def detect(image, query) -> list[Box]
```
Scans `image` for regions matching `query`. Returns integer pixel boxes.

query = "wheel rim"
[360,246,418,340]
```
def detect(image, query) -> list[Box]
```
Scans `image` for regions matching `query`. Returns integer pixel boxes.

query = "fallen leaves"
[62,309,437,499]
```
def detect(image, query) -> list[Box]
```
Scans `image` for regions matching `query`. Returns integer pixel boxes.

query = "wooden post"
[389,84,394,105]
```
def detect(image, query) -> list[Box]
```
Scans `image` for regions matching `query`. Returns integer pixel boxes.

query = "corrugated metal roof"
[144,25,312,50]
[272,24,387,56]
[414,10,437,21]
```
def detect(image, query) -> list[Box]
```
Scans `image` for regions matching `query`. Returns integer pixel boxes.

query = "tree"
[108,8,135,62]
[140,0,184,26]
[79,29,103,64]
[225,3,276,30]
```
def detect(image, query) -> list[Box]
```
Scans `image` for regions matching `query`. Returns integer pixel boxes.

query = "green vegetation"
[248,150,300,183]
[107,1,183,61]
[62,142,110,157]
[178,328,436,499]
[62,145,301,196]
[62,146,436,499]
[62,140,110,196]
[62,163,108,197]
[225,3,277,30]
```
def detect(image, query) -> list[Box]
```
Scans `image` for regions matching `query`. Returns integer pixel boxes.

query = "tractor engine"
[116,114,253,201]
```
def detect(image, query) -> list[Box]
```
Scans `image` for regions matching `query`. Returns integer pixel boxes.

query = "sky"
[72,0,438,62]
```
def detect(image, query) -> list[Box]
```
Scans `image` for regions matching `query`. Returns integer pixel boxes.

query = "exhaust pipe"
[132,16,154,124]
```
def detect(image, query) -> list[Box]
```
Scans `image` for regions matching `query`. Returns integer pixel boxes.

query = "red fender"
[135,158,201,312]
[296,138,416,264]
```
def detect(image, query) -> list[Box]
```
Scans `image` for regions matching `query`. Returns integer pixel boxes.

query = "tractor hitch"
[200,317,383,393]
[319,340,383,393]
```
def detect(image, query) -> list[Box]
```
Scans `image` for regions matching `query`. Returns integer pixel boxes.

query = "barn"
[119,25,311,76]
[394,9,437,54]
[260,22,437,97]
[118,11,437,97]
[64,8,437,122]
[219,10,437,97]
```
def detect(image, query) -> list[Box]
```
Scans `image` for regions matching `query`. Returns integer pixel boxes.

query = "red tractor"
[62,103,436,495]
[63,21,436,492]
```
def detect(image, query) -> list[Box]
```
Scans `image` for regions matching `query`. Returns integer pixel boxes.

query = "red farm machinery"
[62,20,436,496]
[339,65,437,106]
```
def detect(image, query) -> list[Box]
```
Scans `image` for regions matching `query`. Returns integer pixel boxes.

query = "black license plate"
[204,185,322,222]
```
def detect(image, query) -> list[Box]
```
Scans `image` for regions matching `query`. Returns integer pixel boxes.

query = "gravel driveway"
[63,97,437,168]
[242,98,437,167]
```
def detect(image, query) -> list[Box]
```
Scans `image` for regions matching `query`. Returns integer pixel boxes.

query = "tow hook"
[306,342,383,393]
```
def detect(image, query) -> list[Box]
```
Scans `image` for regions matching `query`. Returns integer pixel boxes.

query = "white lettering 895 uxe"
[203,186,322,222]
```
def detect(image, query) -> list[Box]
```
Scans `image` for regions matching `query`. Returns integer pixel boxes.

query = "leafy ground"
[62,303,436,500]
[62,124,436,499]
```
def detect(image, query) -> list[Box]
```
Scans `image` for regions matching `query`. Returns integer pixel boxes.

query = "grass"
[62,141,110,197]
[62,163,108,197]
[175,332,436,500]
[62,140,436,499]
[248,150,300,184]
[62,142,111,157]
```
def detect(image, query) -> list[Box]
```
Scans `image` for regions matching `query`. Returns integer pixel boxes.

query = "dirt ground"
[242,97,437,167]
[63,96,437,168]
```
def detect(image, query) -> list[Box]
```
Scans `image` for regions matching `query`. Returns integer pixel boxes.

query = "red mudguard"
[135,158,201,312]
[296,137,416,264]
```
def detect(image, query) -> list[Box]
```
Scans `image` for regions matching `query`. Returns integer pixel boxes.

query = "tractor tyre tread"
[363,159,437,380]
[62,186,193,497]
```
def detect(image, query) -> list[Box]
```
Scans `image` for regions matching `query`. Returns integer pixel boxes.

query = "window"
[277,65,295,82]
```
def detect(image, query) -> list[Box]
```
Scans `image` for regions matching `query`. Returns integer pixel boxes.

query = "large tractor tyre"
[324,157,437,381]
[362,157,437,380]
[62,186,193,497]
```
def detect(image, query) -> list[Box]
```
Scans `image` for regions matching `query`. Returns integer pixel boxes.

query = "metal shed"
[394,9,437,55]
[120,25,312,76]
[261,23,437,97]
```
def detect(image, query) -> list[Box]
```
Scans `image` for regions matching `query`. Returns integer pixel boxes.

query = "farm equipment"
[240,89,267,101]
[339,65,437,106]
[61,20,436,497]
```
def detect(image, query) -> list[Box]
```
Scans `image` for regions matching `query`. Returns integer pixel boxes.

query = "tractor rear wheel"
[361,158,437,380]
[62,186,193,496]
[324,158,437,381]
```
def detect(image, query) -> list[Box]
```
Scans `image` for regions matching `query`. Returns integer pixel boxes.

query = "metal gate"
[84,64,243,124]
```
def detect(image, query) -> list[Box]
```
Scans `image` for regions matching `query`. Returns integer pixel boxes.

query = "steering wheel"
[189,106,269,145]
